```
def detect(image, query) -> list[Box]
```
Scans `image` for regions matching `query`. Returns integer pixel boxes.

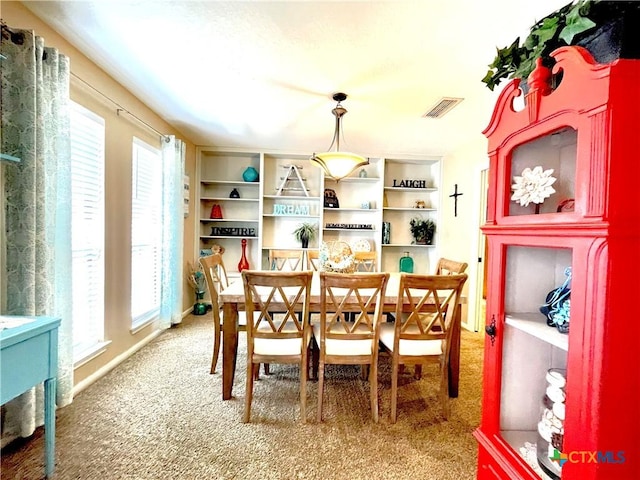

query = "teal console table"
[1,316,61,478]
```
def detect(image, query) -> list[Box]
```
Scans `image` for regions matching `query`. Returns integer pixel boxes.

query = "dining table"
[218,271,466,400]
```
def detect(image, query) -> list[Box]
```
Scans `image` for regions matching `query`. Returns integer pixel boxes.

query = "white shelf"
[263,214,319,219]
[323,228,376,232]
[201,235,260,240]
[383,207,437,212]
[263,195,321,200]
[324,208,380,212]
[325,177,380,184]
[201,179,259,186]
[261,246,315,251]
[200,218,258,223]
[384,187,438,192]
[382,243,435,248]
[201,197,259,202]
[505,313,569,351]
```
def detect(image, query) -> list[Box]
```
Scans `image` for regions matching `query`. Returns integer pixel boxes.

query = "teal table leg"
[44,377,56,477]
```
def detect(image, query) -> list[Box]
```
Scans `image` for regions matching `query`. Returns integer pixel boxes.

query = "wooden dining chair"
[403,257,467,380]
[200,253,247,374]
[379,273,467,422]
[269,249,304,271]
[313,271,390,422]
[242,270,313,423]
[434,257,468,275]
[306,249,320,271]
[353,251,377,272]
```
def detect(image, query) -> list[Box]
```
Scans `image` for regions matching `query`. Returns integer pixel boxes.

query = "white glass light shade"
[310,93,368,181]
[310,152,369,181]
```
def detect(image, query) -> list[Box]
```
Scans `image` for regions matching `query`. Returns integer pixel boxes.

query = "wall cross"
[449,183,463,217]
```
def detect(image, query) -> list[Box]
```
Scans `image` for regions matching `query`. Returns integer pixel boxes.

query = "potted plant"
[292,222,317,248]
[482,0,640,91]
[409,217,436,245]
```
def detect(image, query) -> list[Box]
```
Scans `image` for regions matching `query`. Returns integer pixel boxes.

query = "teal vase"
[193,291,207,315]
[399,252,414,273]
[242,166,259,182]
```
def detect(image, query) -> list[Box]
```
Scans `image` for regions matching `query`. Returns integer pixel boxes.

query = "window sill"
[74,341,112,369]
[130,316,156,335]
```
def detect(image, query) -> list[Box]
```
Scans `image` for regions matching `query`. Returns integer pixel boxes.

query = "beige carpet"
[1,314,484,480]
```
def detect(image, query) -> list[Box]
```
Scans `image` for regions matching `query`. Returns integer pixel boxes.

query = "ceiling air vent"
[423,97,463,119]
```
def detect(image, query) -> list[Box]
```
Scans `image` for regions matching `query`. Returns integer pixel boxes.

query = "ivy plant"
[482,0,597,91]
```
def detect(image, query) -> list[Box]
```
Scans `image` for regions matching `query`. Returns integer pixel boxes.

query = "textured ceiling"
[23,0,568,157]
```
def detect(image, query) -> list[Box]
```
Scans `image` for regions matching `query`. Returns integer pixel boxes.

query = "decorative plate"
[351,239,371,252]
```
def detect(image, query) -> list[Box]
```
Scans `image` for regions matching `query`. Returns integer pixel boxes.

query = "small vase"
[193,291,207,315]
[193,302,207,315]
[382,222,391,245]
[242,166,259,182]
[229,188,240,198]
[301,235,309,249]
[399,252,414,273]
[210,204,223,219]
[238,238,250,272]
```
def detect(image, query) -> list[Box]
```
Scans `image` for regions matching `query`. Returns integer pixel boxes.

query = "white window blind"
[131,137,162,327]
[70,102,105,360]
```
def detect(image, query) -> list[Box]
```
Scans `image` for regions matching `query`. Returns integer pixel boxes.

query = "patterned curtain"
[0,28,74,443]
[158,136,185,327]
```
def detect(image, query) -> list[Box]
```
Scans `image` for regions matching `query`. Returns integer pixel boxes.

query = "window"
[70,102,105,361]
[131,138,162,328]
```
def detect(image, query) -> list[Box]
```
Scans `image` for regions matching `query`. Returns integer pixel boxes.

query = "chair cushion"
[253,320,307,356]
[312,323,373,356]
[217,308,248,326]
[379,322,443,356]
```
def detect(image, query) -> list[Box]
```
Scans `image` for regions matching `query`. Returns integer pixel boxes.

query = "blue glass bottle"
[399,251,414,273]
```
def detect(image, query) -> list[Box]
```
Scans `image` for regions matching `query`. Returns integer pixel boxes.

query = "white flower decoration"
[511,166,556,207]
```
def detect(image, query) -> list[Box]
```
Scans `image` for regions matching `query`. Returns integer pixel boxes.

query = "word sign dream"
[273,204,310,216]
[392,179,427,188]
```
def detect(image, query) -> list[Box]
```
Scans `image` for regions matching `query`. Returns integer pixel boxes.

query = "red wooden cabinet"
[474,46,640,480]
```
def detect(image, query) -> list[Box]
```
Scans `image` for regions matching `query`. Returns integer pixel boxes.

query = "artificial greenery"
[409,217,436,244]
[292,222,318,243]
[482,0,598,90]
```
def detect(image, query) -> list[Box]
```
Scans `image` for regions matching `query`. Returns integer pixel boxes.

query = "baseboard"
[73,308,192,396]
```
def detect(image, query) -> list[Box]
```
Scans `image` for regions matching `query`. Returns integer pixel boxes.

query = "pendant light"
[310,92,369,181]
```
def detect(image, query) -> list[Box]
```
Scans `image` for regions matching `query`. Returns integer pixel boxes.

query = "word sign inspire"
[392,179,427,188]
[273,204,310,216]
[211,227,256,237]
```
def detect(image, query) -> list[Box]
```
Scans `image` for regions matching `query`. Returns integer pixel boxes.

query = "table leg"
[44,377,56,477]
[222,303,239,400]
[448,308,461,398]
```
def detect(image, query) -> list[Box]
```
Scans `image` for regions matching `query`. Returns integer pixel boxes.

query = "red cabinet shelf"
[474,47,640,480]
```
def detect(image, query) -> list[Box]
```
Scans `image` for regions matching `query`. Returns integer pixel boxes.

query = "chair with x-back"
[242,270,313,423]
[353,251,377,272]
[402,258,467,381]
[379,273,467,422]
[434,257,468,275]
[268,249,304,271]
[306,249,320,271]
[313,271,390,422]
[200,253,246,374]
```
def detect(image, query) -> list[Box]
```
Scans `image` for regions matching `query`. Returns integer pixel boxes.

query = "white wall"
[441,134,490,331]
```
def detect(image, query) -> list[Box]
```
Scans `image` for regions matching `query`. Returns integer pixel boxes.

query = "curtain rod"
[71,72,171,143]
